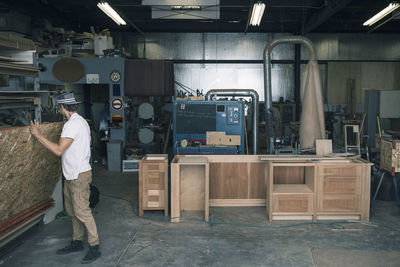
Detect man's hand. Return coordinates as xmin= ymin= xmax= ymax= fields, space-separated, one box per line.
xmin=29 ymin=120 xmax=40 ymax=137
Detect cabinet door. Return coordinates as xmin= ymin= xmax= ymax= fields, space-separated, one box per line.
xmin=318 ymin=165 xmax=361 ymax=212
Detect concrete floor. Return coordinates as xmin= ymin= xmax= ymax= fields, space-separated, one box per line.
xmin=1 ymin=163 xmax=400 ymax=267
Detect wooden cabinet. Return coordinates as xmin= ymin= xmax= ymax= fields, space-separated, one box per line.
xmin=266 ymin=158 xmax=372 ymax=221
xmin=316 ymin=164 xmax=367 ymax=220
xmin=267 ymin=162 xmax=316 ymax=221
xmin=139 ymin=154 xmax=168 ymax=216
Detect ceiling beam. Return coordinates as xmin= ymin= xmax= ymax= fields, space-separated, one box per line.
xmin=303 ymin=0 xmax=352 ymax=34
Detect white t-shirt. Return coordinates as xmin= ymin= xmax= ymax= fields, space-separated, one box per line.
xmin=60 ymin=113 xmax=91 ymax=180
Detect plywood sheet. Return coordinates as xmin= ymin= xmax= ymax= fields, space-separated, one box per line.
xmin=180 ymin=165 xmax=205 ymax=211
xmin=209 ymin=163 xmax=248 ymax=199
xmin=0 ymin=122 xmax=63 ymax=222
xmin=249 ymin=163 xmax=266 ymax=198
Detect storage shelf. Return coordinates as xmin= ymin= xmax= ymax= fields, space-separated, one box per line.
xmin=0 ymin=62 xmax=40 ymax=77
xmin=273 ymin=184 xmax=313 ymax=194
xmin=0 ymin=91 xmax=48 ymax=94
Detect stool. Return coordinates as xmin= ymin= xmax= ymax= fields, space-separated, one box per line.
xmin=344 ymin=124 xmax=360 ymax=155
xmin=371 ymin=168 xmax=400 ymax=208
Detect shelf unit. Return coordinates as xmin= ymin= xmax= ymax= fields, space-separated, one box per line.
xmin=267 ymin=162 xmax=316 ymax=221
xmin=0 ymin=42 xmax=42 ymax=123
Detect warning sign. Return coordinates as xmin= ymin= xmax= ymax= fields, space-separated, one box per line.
xmin=111 ymin=98 xmax=123 ymax=110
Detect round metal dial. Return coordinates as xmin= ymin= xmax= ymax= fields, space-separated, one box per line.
xmin=110 ymin=71 xmax=121 ymax=83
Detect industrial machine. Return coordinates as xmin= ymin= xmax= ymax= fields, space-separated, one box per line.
xmin=173 ymin=99 xmax=245 ymax=155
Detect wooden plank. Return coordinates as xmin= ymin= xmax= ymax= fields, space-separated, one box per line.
xmin=164 ymin=158 xmax=169 ymax=217
xmin=360 ymin=164 xmax=371 ymax=221
xmin=205 ymin=164 xmax=209 ymax=222
xmin=273 ymin=184 xmax=313 ymax=194
xmin=249 ymin=162 xmax=266 ymax=199
xmin=0 ymin=213 xmax=45 ymax=244
xmin=268 ymin=162 xmax=273 ymax=222
xmin=0 ymin=199 xmax=53 ymax=234
xmin=178 ymin=157 xmax=208 ymax=164
xmin=316 ymin=215 xmax=360 ymax=220
xmin=171 ymin=163 xmax=180 ymax=222
xmin=138 ymin=160 xmax=143 ymax=216
xmin=272 ymin=215 xmax=313 ymax=221
xmin=209 ymin=199 xmax=265 ymax=207
xmin=145 ymin=154 xmax=168 ymax=160
xmin=209 ymin=162 xmax=221 ymax=199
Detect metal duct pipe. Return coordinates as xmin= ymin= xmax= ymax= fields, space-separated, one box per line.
xmin=263 ymin=35 xmax=316 ymax=153
xmin=263 ymin=35 xmax=316 ymax=110
xmin=205 ymin=89 xmax=259 ymax=154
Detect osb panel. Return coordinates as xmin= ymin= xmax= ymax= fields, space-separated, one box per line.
xmin=0 ymin=122 xmax=63 ymax=222
xmin=381 ymin=140 xmax=400 ymax=173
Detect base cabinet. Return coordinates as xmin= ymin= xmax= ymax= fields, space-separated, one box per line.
xmin=267 ymin=159 xmax=371 ymax=221
xmin=139 ymin=154 xmax=168 ymax=216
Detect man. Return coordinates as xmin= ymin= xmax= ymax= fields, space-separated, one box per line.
xmin=30 ymin=93 xmax=101 ymax=264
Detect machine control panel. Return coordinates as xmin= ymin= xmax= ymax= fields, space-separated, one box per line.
xmin=227 ymin=106 xmax=240 ymax=125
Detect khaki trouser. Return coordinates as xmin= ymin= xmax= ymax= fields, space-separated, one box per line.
xmin=64 ymin=171 xmax=99 ymax=246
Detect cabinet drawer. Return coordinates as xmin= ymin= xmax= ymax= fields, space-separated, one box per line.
xmin=143 ymin=162 xmax=165 ymax=172
xmin=319 ymin=195 xmax=360 ymax=212
xmin=322 ymin=176 xmax=360 ymax=194
xmin=323 ymin=166 xmax=360 ymax=176
xmin=272 ymin=194 xmax=313 ymax=213
xmin=144 ymin=171 xmax=165 ymax=190
xmin=143 ymin=189 xmax=165 ymax=208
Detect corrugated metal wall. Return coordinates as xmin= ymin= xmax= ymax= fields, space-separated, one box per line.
xmin=114 ymin=32 xmax=400 ymax=102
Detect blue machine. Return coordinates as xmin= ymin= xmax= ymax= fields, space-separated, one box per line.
xmin=173 ymin=100 xmax=245 ymax=155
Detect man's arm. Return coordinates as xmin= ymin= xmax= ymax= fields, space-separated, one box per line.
xmin=30 ymin=120 xmax=73 ymax=156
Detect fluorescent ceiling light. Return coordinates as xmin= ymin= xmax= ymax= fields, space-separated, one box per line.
xmin=363 ymin=2 xmax=400 ymax=26
xmin=250 ymin=1 xmax=266 ymax=26
xmin=97 ymin=2 xmax=126 ymax=25
xmin=171 ymin=5 xmax=201 ymax=11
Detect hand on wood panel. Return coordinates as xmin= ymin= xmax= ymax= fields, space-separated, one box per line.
xmin=29 ymin=120 xmax=40 ymax=137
